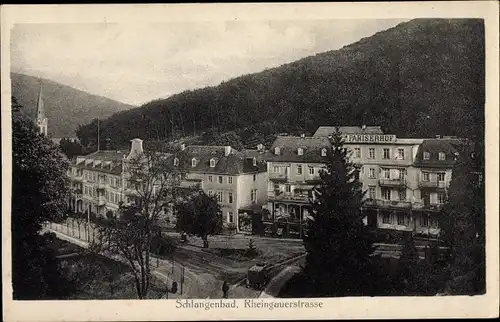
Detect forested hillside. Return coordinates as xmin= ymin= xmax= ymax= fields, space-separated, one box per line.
xmin=76 ymin=19 xmax=484 ymax=152
xmin=11 ymin=73 xmax=135 ymax=137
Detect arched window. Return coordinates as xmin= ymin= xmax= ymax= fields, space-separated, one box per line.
xmin=191 ymin=158 xmax=197 ymax=167
xmin=274 ymin=147 xmax=280 ymax=155
xmin=210 ymin=158 xmax=216 ymax=168
xmin=252 ymin=157 xmax=257 ymax=166
xmin=321 ymin=148 xmax=327 ymax=157
xmin=173 ymin=157 xmax=179 ymax=166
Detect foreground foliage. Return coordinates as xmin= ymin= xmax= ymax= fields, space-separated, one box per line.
xmin=303 ymin=130 xmax=375 ymax=296
xmin=11 ymin=96 xmax=70 ymax=299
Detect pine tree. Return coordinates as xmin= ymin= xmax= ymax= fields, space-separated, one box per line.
xmin=439 ymin=142 xmax=485 ymax=295
xmin=246 ymin=238 xmax=259 ymax=257
xmin=303 ymin=129 xmax=375 ymax=297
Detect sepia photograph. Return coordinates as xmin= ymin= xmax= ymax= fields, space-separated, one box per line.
xmin=2 ymin=2 xmax=498 ymax=321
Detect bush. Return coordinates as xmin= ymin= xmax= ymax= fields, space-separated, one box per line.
xmin=151 ymin=235 xmax=177 ymax=256
xmin=226 ymin=223 xmax=237 ymax=235
xmin=245 ymin=239 xmax=259 ymax=257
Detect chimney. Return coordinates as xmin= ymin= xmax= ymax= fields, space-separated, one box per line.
xmin=127 ymin=138 xmax=143 ymax=159
xmin=180 ymin=143 xmax=186 ymax=151
xmin=131 ymin=138 xmax=143 ymax=153
xmin=224 ymin=146 xmax=231 ymax=156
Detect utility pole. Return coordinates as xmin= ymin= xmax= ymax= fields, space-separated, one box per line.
xmin=97 ymin=117 xmax=100 ymax=152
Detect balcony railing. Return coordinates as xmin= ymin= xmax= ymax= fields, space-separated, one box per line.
xmin=269 ymin=172 xmax=289 ymax=182
xmin=268 ymin=191 xmax=311 ymax=203
xmin=97 ymin=182 xmax=107 ymax=189
xmin=364 ymin=199 xmax=411 ymax=209
xmin=378 ymin=178 xmax=405 ymax=187
xmin=419 ymin=181 xmax=447 ymax=189
xmin=97 ymin=197 xmax=106 ymax=206
xmin=365 ymin=198 xmax=444 ymax=211
xmin=71 ymin=174 xmax=83 ymax=181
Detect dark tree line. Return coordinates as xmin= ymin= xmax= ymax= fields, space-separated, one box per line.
xmin=75 ymin=19 xmax=484 ymax=155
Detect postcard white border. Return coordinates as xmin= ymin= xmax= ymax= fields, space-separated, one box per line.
xmin=2 ymin=2 xmax=499 ymax=321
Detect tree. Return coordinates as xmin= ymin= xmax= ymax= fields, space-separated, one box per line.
xmin=303 ymin=129 xmax=375 ymax=297
xmin=439 ymin=142 xmax=485 ymax=295
xmin=59 ymin=138 xmax=84 ymax=159
xmin=90 ymin=147 xmax=184 ymax=299
xmin=11 ymin=96 xmax=71 ymax=299
xmin=174 ymin=190 xmax=223 ymax=248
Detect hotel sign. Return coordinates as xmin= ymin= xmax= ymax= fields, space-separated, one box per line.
xmin=342 ymin=134 xmax=396 ymax=143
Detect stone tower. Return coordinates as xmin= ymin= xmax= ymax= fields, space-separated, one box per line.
xmin=36 ymin=80 xmax=48 ymax=136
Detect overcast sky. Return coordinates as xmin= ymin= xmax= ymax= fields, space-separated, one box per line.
xmin=11 ymin=19 xmax=406 ymax=106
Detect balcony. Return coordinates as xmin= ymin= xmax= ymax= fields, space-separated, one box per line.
xmin=269 ymin=172 xmax=289 ymax=182
xmin=378 ymin=178 xmax=405 ymax=187
xmin=97 ymin=182 xmax=107 ymax=189
xmin=364 ymin=199 xmax=411 ymax=209
xmin=97 ymin=197 xmax=106 ymax=206
xmin=268 ymin=191 xmax=311 ymax=204
xmin=125 ymin=187 xmax=139 ymax=196
xmin=71 ymin=174 xmax=83 ymax=182
xmin=419 ymin=181 xmax=447 ymax=189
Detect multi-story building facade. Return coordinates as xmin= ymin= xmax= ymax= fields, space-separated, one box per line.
xmin=67 ymin=139 xmax=268 ymax=233
xmin=255 ymin=126 xmax=462 ymax=238
xmin=261 ymin=136 xmax=332 ymax=239
xmin=170 ymin=144 xmax=268 ymax=233
xmin=313 ymin=126 xmax=459 ymax=237
xmin=68 ymin=150 xmax=127 ymax=218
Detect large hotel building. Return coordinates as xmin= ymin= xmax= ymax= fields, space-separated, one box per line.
xmin=67 ymin=139 xmax=268 ymax=231
xmin=67 ymin=125 xmax=465 ymax=238
xmin=260 ymin=126 xmax=461 ymax=239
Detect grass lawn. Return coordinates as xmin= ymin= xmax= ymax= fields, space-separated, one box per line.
xmin=52 ymin=238 xmax=168 ymax=300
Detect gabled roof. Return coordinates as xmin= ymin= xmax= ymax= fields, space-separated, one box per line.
xmin=413 ymin=139 xmax=462 ymax=168
xmin=313 ymin=126 xmax=384 ymax=137
xmin=264 ymin=136 xmax=332 ymax=163
xmin=71 ymin=150 xmax=127 ymax=175
xmin=171 ymin=145 xmax=266 ymax=175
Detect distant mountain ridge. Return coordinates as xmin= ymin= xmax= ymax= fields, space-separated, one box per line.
xmin=74 ymin=19 xmax=485 ymax=152
xmin=11 ymin=72 xmax=135 ymax=138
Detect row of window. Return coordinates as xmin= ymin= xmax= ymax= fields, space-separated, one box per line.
xmin=83 ymin=185 xmax=98 ymax=198
xmin=352 ymin=147 xmax=406 ymax=160
xmin=423 ymin=151 xmax=447 ymax=161
xmin=274 ymin=147 xmax=328 ymax=157
xmin=381 ymin=213 xmax=439 ymax=227
xmin=82 ymin=171 xmax=121 ymax=187
xmin=368 ymin=186 xmax=447 ymax=204
xmin=207 ymin=189 xmax=258 ymax=203
xmin=105 ymin=191 xmax=122 ymax=204
xmin=273 ymin=165 xmax=317 ymax=176
xmin=208 ymin=175 xmax=234 ymax=184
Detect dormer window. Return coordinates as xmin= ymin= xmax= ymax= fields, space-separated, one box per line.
xmin=321 ymin=148 xmax=327 ymax=157
xmin=173 ymin=157 xmax=179 ymax=166
xmin=252 ymin=157 xmax=257 ymax=166
xmin=274 ymin=147 xmax=280 ymax=155
xmin=438 ymin=152 xmax=446 ymax=161
xmin=191 ymin=158 xmax=197 ymax=168
xmin=423 ymin=152 xmax=430 ymax=160
xmin=297 ymin=148 xmax=303 ymax=156
xmin=210 ymin=158 xmax=216 ymax=168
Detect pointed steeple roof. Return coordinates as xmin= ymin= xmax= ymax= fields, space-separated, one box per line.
xmin=36 ymin=79 xmax=46 ymax=122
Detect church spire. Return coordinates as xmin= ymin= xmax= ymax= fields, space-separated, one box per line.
xmin=36 ymin=79 xmax=48 ymax=136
